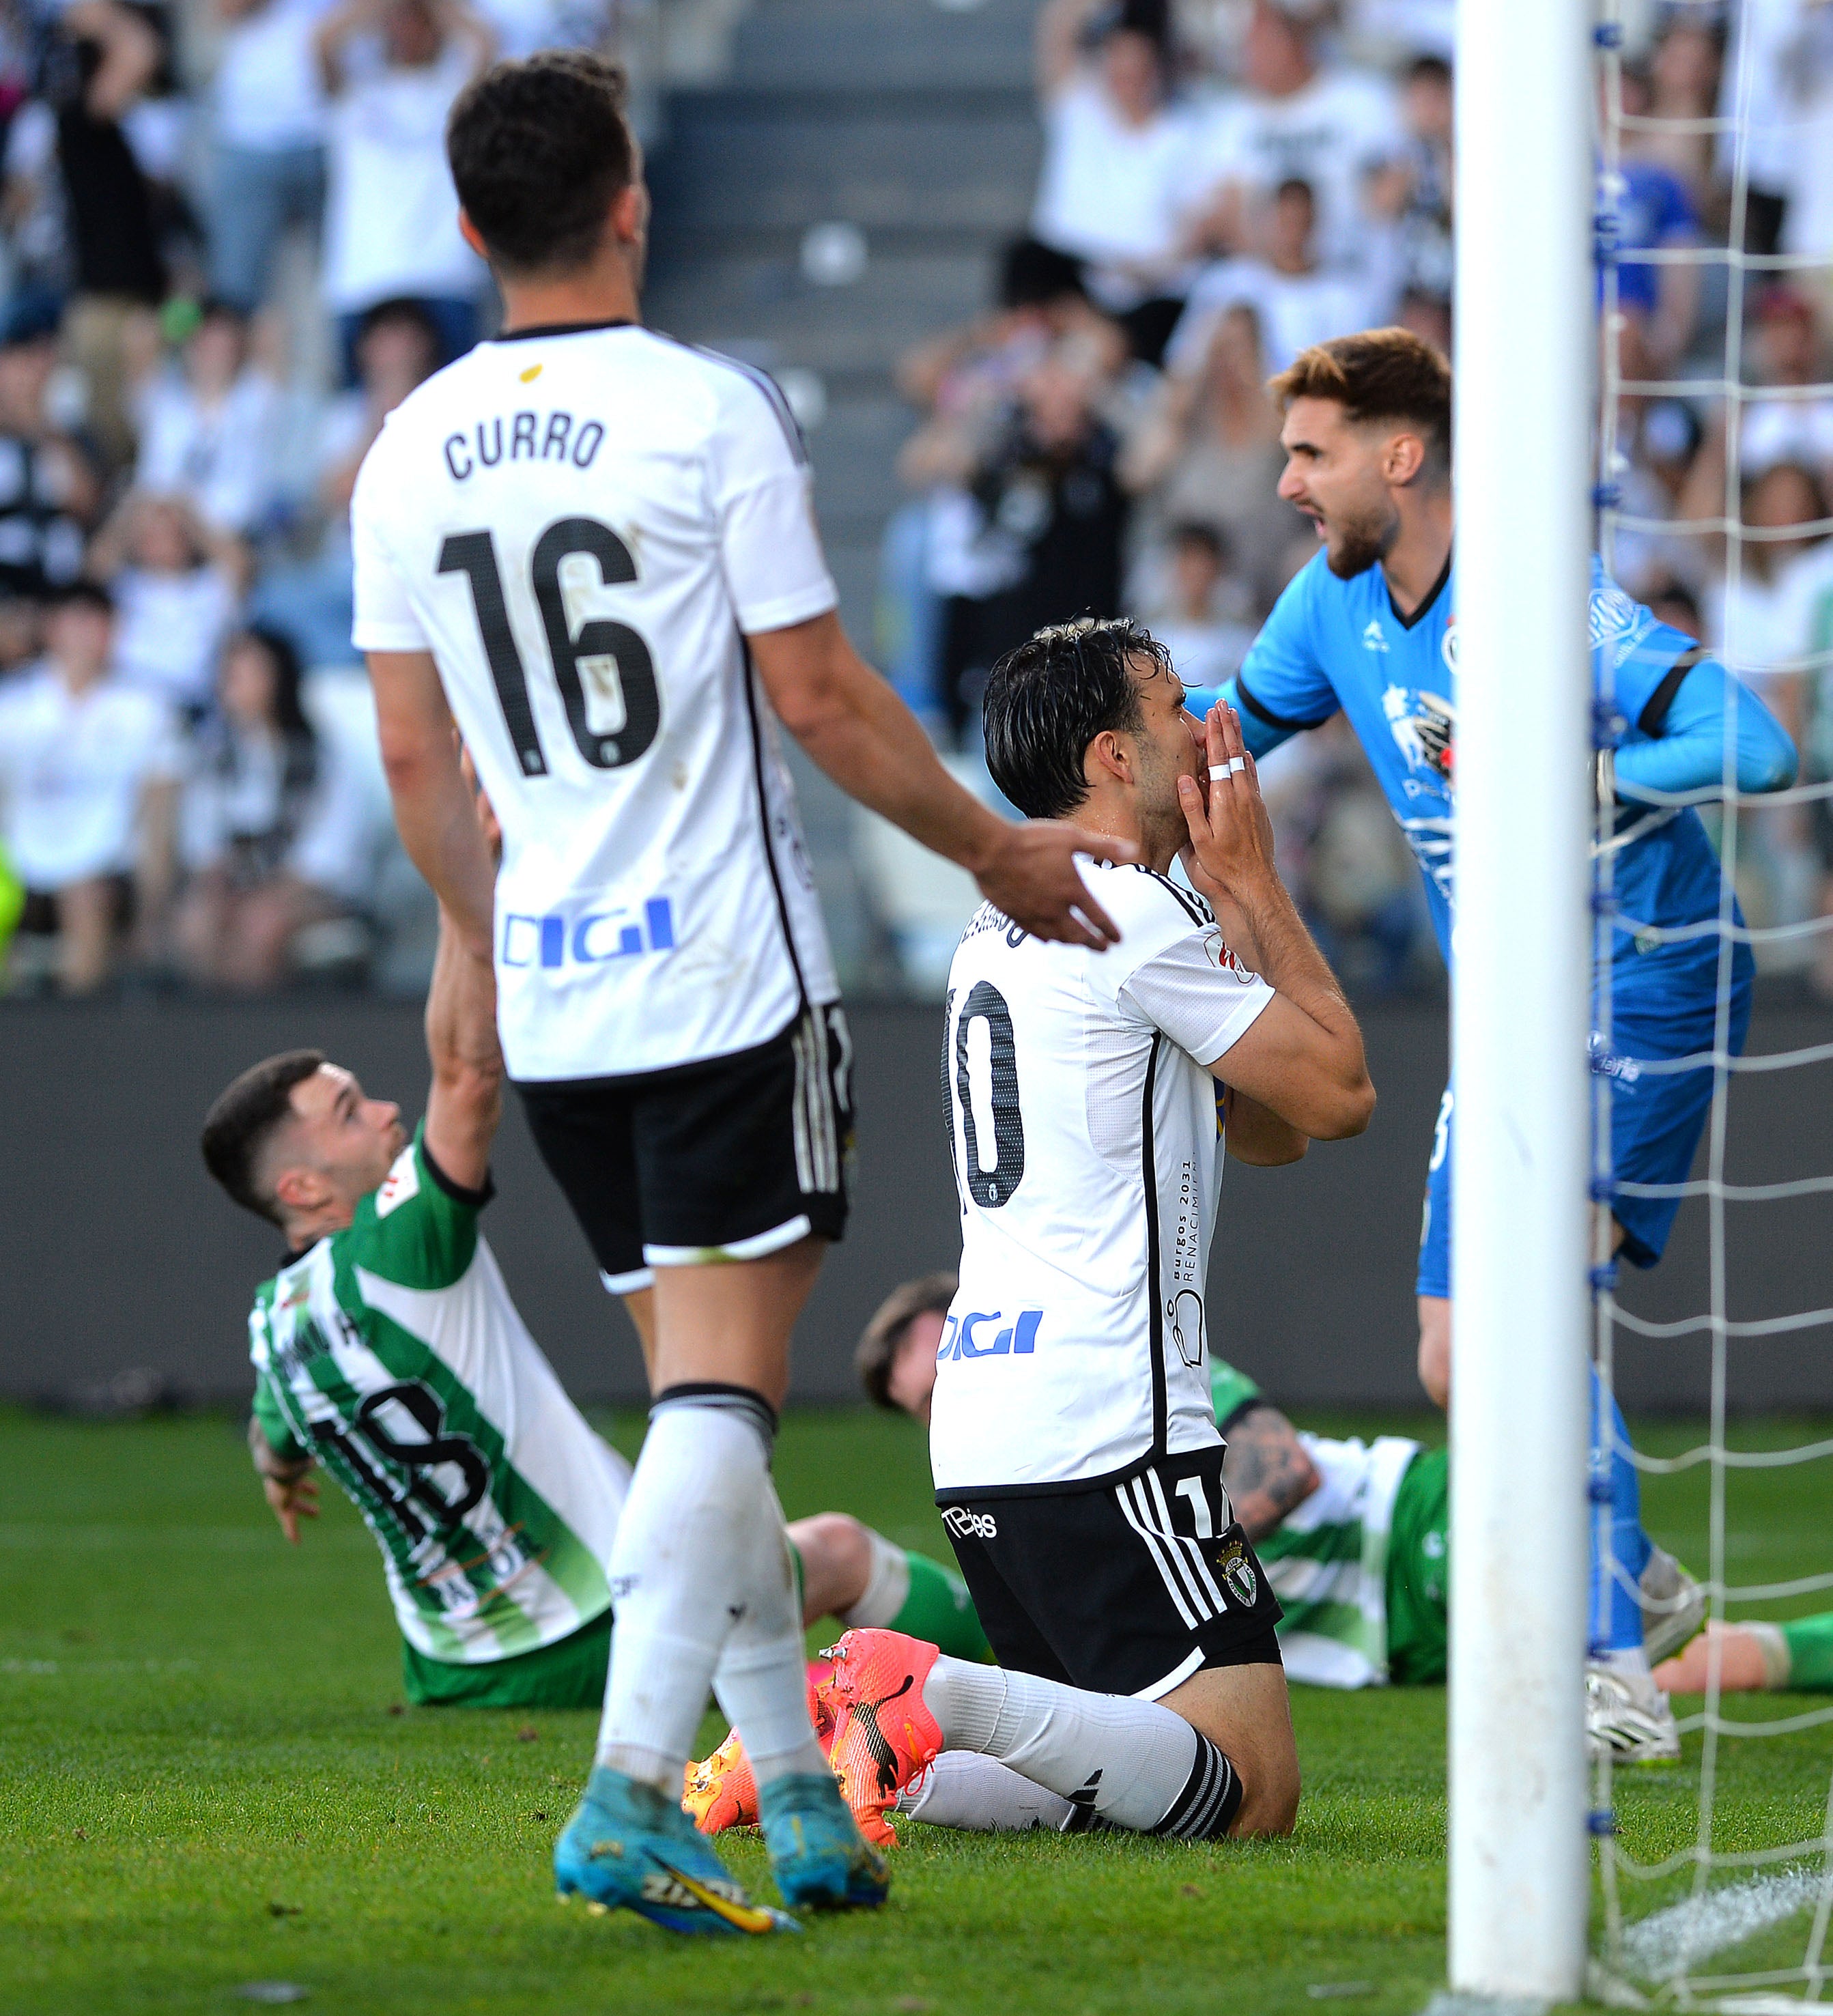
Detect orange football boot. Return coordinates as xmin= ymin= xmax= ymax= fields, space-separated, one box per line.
xmin=683 ymin=1729 xmax=756 ymax=1834
xmin=816 ymin=1630 xmax=944 ymax=1848
xmin=682 ymin=1660 xmax=839 ymax=1836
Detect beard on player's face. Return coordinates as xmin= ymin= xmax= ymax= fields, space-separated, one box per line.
xmin=1324 ymin=490 xmax=1402 ymax=578
xmin=1131 ymin=718 xmax=1198 ymax=868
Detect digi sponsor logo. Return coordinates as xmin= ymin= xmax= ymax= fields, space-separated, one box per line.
xmin=936 ymin=1308 xmax=1043 ymax=1361
xmin=502 ymin=894 xmax=676 ymax=971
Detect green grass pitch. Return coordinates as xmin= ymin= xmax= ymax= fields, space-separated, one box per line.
xmin=5 ymin=1404 xmax=1833 ymax=2016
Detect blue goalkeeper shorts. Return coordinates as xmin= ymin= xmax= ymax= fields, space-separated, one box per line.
xmin=1416 ymin=944 xmax=1753 ymax=1298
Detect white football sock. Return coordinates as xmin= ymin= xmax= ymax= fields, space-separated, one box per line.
xmin=1593 ymin=1643 xmax=1662 ymax=1709
xmin=711 ymin=1476 xmax=827 ymax=1787
xmin=597 ymin=1389 xmax=806 ymax=1791
xmin=896 ymin=1751 xmax=1074 ymax=1833
xmin=920 ymin=1654 xmax=1240 ymax=1836
xmin=838 ymin=1526 xmax=911 ymax=1629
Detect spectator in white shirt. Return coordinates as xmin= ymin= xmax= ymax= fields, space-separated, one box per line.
xmin=207 ymin=0 xmax=335 ymax=312
xmin=0 ymin=580 xmax=181 ymax=993
xmin=85 ymin=492 xmax=249 ymax=715
xmin=1135 ymin=520 xmax=1253 ymax=687
xmin=0 ymin=307 xmax=102 ymax=602
xmin=1720 ymin=0 xmax=1833 ymax=263
xmin=175 ymin=626 xmax=374 ymax=988
xmin=315 ymin=0 xmax=494 ymax=379
xmin=1342 ymin=0 xmax=1453 ymax=63
xmin=1026 ymin=0 xmax=1200 ymax=364
xmin=249 ymin=296 xmax=438 ymax=666
xmin=1740 ymin=288 xmax=1833 ymax=492
xmin=1703 ymin=462 xmax=1831 ymax=704
xmin=130 ymin=300 xmax=285 ymax=537
xmin=1165 ymin=178 xmax=1376 ymax=379
xmin=1365 ymin=53 xmax=1452 ymax=315
xmin=1118 ymin=300 xmax=1301 ymax=612
xmin=1188 ymin=0 xmax=1403 ymax=279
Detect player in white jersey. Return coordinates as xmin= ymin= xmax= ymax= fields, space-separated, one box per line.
xmin=802 ymin=618 xmax=1374 ymax=1848
xmin=348 ymin=53 xmax=1137 ymax=1935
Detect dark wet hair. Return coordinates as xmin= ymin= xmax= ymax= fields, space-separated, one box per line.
xmin=446 ymin=51 xmax=637 ymax=276
xmin=201 ymin=1050 xmax=325 ymax=1226
xmin=982 ymin=616 xmax=1171 ymax=820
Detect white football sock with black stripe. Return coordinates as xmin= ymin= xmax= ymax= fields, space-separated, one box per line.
xmin=597 ymin=1386 xmax=821 ymax=1792
xmin=896 ymin=1751 xmax=1075 ymax=1832
xmin=920 ymin=1656 xmax=1242 ymax=1838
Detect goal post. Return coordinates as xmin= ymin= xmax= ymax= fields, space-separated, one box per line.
xmin=1448 ymin=0 xmax=1595 ymax=1998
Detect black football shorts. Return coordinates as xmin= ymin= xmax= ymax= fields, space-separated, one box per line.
xmin=516 ymin=1001 xmax=853 ymax=1294
xmin=939 ymin=1441 xmax=1283 ymax=1699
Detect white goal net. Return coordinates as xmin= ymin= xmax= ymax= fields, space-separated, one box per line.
xmin=1592 ymin=0 xmax=1833 ymax=2004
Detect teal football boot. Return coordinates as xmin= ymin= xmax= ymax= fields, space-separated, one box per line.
xmin=758 ymin=1770 xmax=891 ymax=1912
xmin=555 ymin=1765 xmax=800 ymax=1935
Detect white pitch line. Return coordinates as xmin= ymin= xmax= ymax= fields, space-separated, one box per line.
xmin=1620 ymin=1868 xmax=1825 ymax=1983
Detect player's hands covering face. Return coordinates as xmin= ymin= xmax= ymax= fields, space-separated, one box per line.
xmin=1177 ymin=703 xmax=1279 ymax=909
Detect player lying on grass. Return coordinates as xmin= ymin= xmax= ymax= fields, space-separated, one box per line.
xmin=685 ymin=1279 xmax=1705 ymax=1842
xmin=857 ymin=1274 xmax=1703 ymax=1699
xmin=1183 ymin=327 xmax=1795 ymax=1761
xmin=201 ymin=921 xmax=993 ymax=1713
xmin=1654 ymin=1618 xmax=1833 ymax=1696
xmin=850 ymin=1273 xmax=1449 ymax=1697
xmin=715 ymin=627 xmax=1372 ymax=1852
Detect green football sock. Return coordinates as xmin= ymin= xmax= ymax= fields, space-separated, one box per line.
xmin=1780 ymin=1612 xmax=1833 ymax=1690
xmin=888 ymin=1549 xmax=994 ymax=1665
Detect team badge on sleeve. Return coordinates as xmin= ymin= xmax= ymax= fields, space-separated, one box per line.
xmin=375 ymin=1146 xmax=421 ymax=1219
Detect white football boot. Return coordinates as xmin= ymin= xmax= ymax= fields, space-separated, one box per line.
xmin=1640 ymin=1546 xmax=1707 ymax=1666
xmin=1587 ymin=1660 xmax=1683 ymax=1763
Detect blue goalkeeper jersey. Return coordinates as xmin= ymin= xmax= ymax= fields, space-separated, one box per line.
xmin=1206 ymin=550 xmax=1733 ymax=987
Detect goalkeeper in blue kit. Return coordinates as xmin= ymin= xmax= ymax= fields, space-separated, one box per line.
xmin=1187 ymin=328 xmax=1796 ymax=1761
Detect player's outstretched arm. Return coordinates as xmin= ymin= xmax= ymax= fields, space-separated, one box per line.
xmin=423 ymin=902 xmax=504 ymax=1195
xmin=368 ymin=649 xmax=498 ymax=961
xmin=1180 ymin=703 xmax=1375 ymax=1141
xmin=1612 ymin=654 xmax=1798 ymax=804
xmin=748 ymin=610 xmax=1137 ymax=950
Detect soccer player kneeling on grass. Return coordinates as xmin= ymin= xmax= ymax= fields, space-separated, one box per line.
xmin=201 ymin=918 xmax=993 ymax=1716
xmin=812 ymin=622 xmax=1374 ymax=1846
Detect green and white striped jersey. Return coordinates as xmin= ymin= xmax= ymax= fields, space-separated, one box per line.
xmin=248 ymin=1126 xmax=627 ymax=1664
xmin=1211 ymin=1359 xmax=1423 ymax=1690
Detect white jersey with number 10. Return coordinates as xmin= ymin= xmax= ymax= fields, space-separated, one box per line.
xmin=351 ymin=322 xmax=840 ymax=1083
xmin=930 ymin=862 xmax=1277 ymax=1496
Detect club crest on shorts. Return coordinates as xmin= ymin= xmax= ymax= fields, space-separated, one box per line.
xmin=1214 ymin=1537 xmax=1259 ymax=1608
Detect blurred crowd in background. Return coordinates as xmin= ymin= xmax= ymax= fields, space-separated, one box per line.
xmin=0 ymin=0 xmax=1828 ymax=1000
xmin=877 ymin=0 xmax=1833 ymax=997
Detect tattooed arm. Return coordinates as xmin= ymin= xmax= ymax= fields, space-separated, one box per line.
xmin=1221 ymin=1404 xmax=1322 ymax=1541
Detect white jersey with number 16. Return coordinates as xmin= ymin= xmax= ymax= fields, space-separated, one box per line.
xmin=930 ymin=862 xmax=1277 ymax=1496
xmin=351 ymin=322 xmax=840 ymax=1083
